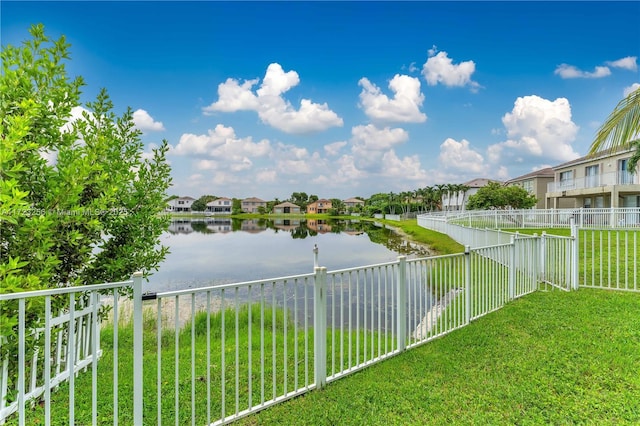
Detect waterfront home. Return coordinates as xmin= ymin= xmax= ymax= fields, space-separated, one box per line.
xmin=307 ymin=199 xmax=332 ymax=214
xmin=546 ymin=147 xmax=640 ymax=209
xmin=505 ymin=168 xmax=572 ymax=209
xmin=273 ymin=201 xmax=301 ymax=214
xmin=206 ymin=197 xmax=233 ymax=214
xmin=241 ymin=197 xmax=267 ymax=213
xmin=343 ymin=197 xmax=365 ymax=209
xmin=166 ymin=196 xmax=195 ymax=213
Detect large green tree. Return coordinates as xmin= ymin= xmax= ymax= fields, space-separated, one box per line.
xmin=1 ymin=24 xmax=172 ymax=296
xmin=466 ymin=182 xmax=537 ymax=210
xmin=589 ymin=87 xmax=640 ymax=171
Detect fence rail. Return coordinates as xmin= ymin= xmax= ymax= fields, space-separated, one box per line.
xmin=425 ymin=207 xmax=640 ymax=229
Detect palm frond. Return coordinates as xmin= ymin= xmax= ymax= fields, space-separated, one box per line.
xmin=589 ymin=87 xmax=640 ymax=155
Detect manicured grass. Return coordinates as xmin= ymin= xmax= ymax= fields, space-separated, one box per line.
xmin=238 ymin=289 xmax=640 ymax=425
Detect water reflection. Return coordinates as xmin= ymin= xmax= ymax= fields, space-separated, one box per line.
xmin=149 ymin=218 xmax=430 ymax=294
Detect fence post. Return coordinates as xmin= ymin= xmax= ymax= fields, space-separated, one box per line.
xmin=132 ymin=271 xmax=143 ymax=425
xmin=464 ymin=246 xmax=471 ymax=324
xmin=570 ymin=219 xmax=579 ymax=290
xmin=396 ymin=256 xmax=407 ymax=352
xmin=540 ymin=231 xmax=547 ymax=285
xmin=313 ymin=244 xmax=319 ymax=269
xmin=509 ymin=235 xmax=516 ymax=300
xmin=314 ymin=267 xmax=327 ymax=389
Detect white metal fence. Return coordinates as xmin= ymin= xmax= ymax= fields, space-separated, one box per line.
xmin=418 ymin=208 xmax=639 ymax=293
xmin=428 ymin=207 xmax=640 ymax=229
xmin=2 ymin=237 xmax=553 ymax=425
xmin=0 ymin=276 xmax=142 ymax=426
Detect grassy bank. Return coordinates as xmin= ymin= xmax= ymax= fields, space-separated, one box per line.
xmin=239 ymin=288 xmax=640 ymax=425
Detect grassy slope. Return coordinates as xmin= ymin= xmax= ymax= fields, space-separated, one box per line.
xmin=240 ymin=288 xmax=640 ymax=425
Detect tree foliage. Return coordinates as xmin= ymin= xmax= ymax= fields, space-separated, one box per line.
xmin=1 ymin=24 xmax=172 ymax=292
xmin=466 ymin=182 xmax=537 ymax=210
xmin=589 ymin=87 xmax=640 ymax=172
xmin=191 ymin=195 xmax=217 ymax=212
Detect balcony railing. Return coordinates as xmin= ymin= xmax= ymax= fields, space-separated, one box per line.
xmin=547 ymin=171 xmax=639 ymax=193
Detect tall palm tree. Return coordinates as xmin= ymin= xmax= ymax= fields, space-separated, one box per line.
xmin=589 ymin=87 xmax=640 ymax=171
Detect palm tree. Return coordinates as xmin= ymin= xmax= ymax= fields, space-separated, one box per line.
xmin=589 ymin=87 xmax=640 ymax=171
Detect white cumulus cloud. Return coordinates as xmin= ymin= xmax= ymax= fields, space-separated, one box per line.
xmin=133 ymin=109 xmax=165 ymax=132
xmin=606 ymin=56 xmax=638 ymax=71
xmin=554 ymin=64 xmax=611 ymax=79
xmin=422 ymin=48 xmax=480 ymax=91
xmin=202 ymin=63 xmax=343 ymax=134
xmin=358 ymin=75 xmax=427 ymax=123
xmin=438 ymin=138 xmax=488 ymax=174
xmin=488 ymin=95 xmax=580 ymax=164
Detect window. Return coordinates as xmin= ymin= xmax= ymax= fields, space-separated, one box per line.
xmin=585 ymin=165 xmax=599 ymax=187
xmin=618 ymin=158 xmax=633 ymax=184
xmin=521 ymin=180 xmax=533 ymax=194
xmin=559 ymin=170 xmax=574 ymax=188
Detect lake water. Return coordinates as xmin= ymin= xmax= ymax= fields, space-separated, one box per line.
xmin=144 ymin=218 xmax=430 ymax=294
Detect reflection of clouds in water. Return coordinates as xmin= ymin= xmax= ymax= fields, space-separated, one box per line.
xmin=150 ymin=220 xmax=426 ymax=293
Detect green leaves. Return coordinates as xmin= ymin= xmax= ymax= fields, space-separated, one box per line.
xmin=1 ymin=24 xmax=173 ymax=394
xmin=589 ymin=87 xmax=640 ymax=171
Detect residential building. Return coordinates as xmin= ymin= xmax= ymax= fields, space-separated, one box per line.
xmin=166 ymin=196 xmax=195 ymax=213
xmin=441 ymin=178 xmax=502 ymax=211
xmin=306 ymin=199 xmax=332 ymax=214
xmin=505 ymin=168 xmax=573 ymax=209
xmin=241 ymin=197 xmax=267 ymax=213
xmin=546 ymin=148 xmax=640 ymax=209
xmin=272 ymin=202 xmax=301 ymax=214
xmin=343 ymin=197 xmax=365 ymax=210
xmin=206 ymin=197 xmax=233 ymax=214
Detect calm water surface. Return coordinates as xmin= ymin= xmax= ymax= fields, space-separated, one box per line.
xmin=145 ymin=218 xmax=429 ymax=293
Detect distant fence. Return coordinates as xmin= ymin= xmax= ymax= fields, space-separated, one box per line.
xmin=430 ymin=207 xmax=640 ymax=229
xmin=418 ymin=208 xmax=640 ymax=293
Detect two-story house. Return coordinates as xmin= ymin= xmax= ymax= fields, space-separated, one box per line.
xmin=241 ymin=197 xmax=267 ymax=213
xmin=505 ymin=168 xmax=572 ymax=209
xmin=166 ymin=196 xmax=195 ymax=212
xmin=546 ymin=147 xmax=640 ymax=209
xmin=306 ymin=199 xmax=332 ymax=214
xmin=206 ymin=197 xmax=233 ymax=214
xmin=343 ymin=197 xmax=365 ymax=210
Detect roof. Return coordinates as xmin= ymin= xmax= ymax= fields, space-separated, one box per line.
xmin=344 ymin=197 xmax=365 ymax=203
xmin=242 ymin=197 xmax=265 ymax=202
xmin=175 ymin=196 xmax=196 ymax=200
xmin=552 ymin=146 xmax=636 ymax=170
xmin=463 ymin=178 xmax=502 ymax=188
xmin=504 ymin=167 xmax=554 ymax=184
xmin=309 ymin=199 xmax=332 ymax=204
xmin=274 ymin=202 xmax=300 ymax=208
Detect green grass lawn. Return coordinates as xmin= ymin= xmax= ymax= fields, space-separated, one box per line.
xmin=238 ymin=288 xmax=640 ymax=425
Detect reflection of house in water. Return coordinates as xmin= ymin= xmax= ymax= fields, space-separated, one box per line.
xmin=273 ymin=218 xmax=301 ymax=231
xmin=240 ymin=219 xmax=267 ymax=233
xmin=168 ymin=219 xmax=195 ymax=234
xmin=306 ymin=219 xmax=332 ymax=234
xmin=343 ymin=229 xmax=364 ymax=236
xmin=205 ymin=218 xmax=232 ymax=233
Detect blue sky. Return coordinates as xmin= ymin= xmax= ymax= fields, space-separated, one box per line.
xmin=3 ymin=1 xmax=639 ymax=200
